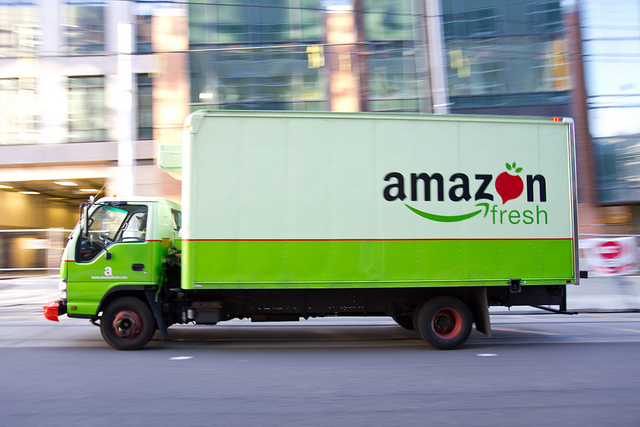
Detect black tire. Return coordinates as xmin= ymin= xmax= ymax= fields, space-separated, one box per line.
xmin=100 ymin=297 xmax=156 ymax=350
xmin=414 ymin=296 xmax=472 ymax=350
xmin=392 ymin=315 xmax=415 ymax=330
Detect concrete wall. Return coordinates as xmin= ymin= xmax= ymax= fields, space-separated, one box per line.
xmin=0 ymin=189 xmax=78 ymax=229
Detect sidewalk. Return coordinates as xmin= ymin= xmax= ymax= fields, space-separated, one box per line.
xmin=567 ymin=274 xmax=640 ymax=312
xmin=0 ymin=275 xmax=59 ymax=308
xmin=1 ymin=274 xmax=640 ymax=313
xmin=563 ymin=256 xmax=640 ymax=312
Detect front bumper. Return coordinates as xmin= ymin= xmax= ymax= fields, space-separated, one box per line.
xmin=43 ymin=300 xmax=67 ymax=322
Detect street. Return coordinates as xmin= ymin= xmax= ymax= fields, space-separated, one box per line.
xmin=1 ymin=277 xmax=640 ymax=426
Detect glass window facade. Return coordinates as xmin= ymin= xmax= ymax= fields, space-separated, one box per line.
xmin=442 ymin=0 xmax=570 ymax=113
xmin=582 ymin=0 xmax=640 ymax=203
xmin=0 ymin=1 xmax=39 ymax=57
xmin=186 ymin=0 xmax=570 ymax=114
xmin=134 ymin=0 xmax=165 ymax=53
xmin=137 ymin=74 xmax=153 ymax=140
xmin=189 ymin=0 xmax=326 ymax=111
xmin=68 ymin=76 xmax=106 ymax=142
xmin=0 ymin=78 xmax=38 ymax=145
xmin=63 ymin=0 xmax=105 ymax=53
xmin=135 ymin=8 xmax=152 ymax=53
xmin=362 ymin=0 xmax=422 ymax=112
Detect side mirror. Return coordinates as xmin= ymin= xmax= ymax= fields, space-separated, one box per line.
xmin=81 ymin=203 xmax=89 ymax=240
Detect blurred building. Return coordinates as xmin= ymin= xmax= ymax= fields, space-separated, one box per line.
xmin=0 ymin=0 xmax=173 ymax=230
xmin=575 ymin=0 xmax=640 ymax=233
xmin=0 ymin=0 xmax=635 ymax=234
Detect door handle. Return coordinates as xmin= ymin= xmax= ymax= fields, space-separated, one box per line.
xmin=132 ymin=264 xmax=145 ymax=272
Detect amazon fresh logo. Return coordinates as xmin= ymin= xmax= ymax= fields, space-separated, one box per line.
xmin=383 ymin=162 xmax=548 ymax=225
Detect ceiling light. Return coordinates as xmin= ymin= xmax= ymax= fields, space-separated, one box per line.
xmin=19 ymin=191 xmax=40 ymax=195
xmin=79 ymin=188 xmax=98 ymax=193
xmin=0 ymin=184 xmax=12 ymax=189
xmin=55 ymin=181 xmax=78 ymax=186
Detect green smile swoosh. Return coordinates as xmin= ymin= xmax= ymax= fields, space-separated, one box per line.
xmin=405 ymin=203 xmax=490 ymax=223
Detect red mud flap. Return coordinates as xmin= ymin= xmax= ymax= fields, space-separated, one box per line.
xmin=43 ymin=300 xmax=67 ymax=322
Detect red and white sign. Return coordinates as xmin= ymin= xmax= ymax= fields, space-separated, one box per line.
xmin=584 ymin=237 xmax=638 ymax=275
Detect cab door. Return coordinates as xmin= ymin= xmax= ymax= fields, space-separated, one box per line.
xmin=66 ymin=203 xmax=154 ymax=317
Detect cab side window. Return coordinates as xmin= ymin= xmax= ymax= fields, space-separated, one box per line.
xmin=171 ymin=209 xmax=181 ymax=236
xmin=120 ymin=212 xmax=147 ymax=241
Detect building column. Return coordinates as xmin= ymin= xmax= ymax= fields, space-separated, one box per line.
xmin=424 ymin=0 xmax=449 ymax=114
xmin=565 ymin=2 xmax=601 ymax=234
xmin=151 ymin=5 xmax=190 ymax=201
xmin=39 ymin=0 xmax=65 ymax=145
xmin=325 ymin=1 xmax=360 ymax=112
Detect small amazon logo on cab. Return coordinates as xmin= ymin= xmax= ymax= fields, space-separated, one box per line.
xmin=383 ymin=162 xmax=548 ymax=225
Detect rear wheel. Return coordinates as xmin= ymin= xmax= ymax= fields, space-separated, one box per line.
xmin=414 ymin=296 xmax=472 ymax=350
xmin=100 ymin=297 xmax=156 ymax=350
xmin=392 ymin=314 xmax=415 ymax=330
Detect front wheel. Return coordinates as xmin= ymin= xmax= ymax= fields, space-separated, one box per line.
xmin=414 ymin=296 xmax=472 ymax=350
xmin=100 ymin=297 xmax=156 ymax=350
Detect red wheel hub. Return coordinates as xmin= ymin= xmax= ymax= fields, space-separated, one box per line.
xmin=112 ymin=310 xmax=142 ymax=339
xmin=432 ymin=308 xmax=462 ymax=339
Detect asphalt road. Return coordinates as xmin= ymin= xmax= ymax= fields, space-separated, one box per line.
xmin=1 ymin=277 xmax=640 ymax=426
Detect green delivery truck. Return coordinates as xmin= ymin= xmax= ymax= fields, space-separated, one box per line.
xmin=44 ymin=111 xmax=580 ymax=350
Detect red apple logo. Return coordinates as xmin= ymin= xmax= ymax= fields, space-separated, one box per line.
xmin=495 ymin=162 xmax=524 ymax=204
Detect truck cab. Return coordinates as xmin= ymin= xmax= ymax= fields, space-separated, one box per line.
xmin=46 ymin=197 xmax=181 ymax=348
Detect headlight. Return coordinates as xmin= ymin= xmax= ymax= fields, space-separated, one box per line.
xmin=58 ymin=279 xmax=67 ymax=301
